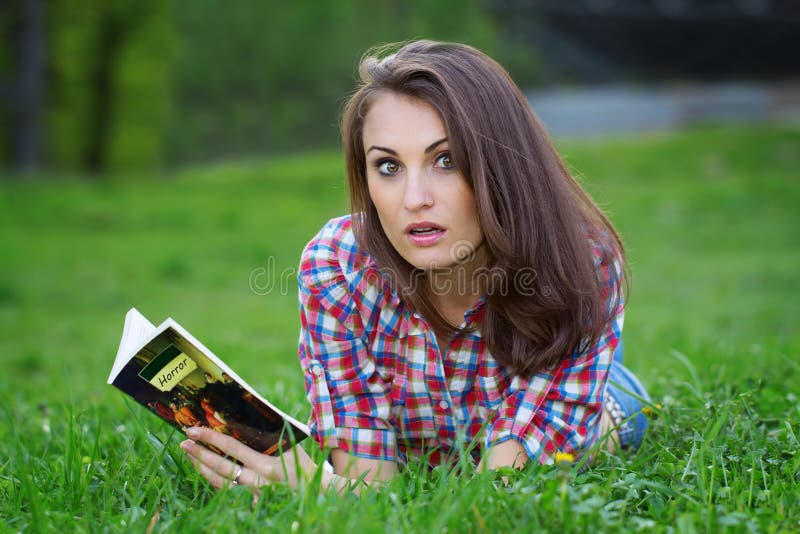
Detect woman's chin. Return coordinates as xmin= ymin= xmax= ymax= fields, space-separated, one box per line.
xmin=402 ymin=247 xmax=485 ymax=273
xmin=403 ymin=252 xmax=452 ymax=272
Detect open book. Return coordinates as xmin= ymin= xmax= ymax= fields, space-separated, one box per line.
xmin=108 ymin=308 xmax=308 ymax=455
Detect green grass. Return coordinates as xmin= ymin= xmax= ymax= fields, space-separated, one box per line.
xmin=1 ymin=124 xmax=798 ymax=532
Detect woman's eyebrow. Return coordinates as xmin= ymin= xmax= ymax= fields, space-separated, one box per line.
xmin=424 ymin=137 xmax=447 ymax=154
xmin=366 ymin=145 xmax=397 ymax=156
xmin=366 ymin=137 xmax=448 ymax=157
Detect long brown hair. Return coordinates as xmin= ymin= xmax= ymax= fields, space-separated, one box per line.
xmin=341 ymin=40 xmax=626 ymax=379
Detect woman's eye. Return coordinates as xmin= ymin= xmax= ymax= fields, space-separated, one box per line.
xmin=434 ymin=152 xmax=454 ymax=169
xmin=377 ymin=160 xmax=400 ymax=175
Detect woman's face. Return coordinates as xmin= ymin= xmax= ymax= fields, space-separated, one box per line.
xmin=363 ymin=92 xmax=484 ymax=272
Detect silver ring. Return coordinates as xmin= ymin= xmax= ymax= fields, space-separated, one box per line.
xmin=232 ymin=465 xmax=243 ymax=485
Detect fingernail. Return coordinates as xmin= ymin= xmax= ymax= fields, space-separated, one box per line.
xmin=180 ymin=440 xmax=192 ymax=452
xmin=186 ymin=427 xmax=200 ymax=438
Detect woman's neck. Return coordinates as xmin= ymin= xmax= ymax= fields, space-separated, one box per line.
xmin=425 ymin=244 xmax=487 ymax=325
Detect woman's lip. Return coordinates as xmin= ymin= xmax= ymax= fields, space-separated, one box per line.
xmin=406 ymin=228 xmax=446 ymax=247
xmin=404 ymin=221 xmax=445 ymax=233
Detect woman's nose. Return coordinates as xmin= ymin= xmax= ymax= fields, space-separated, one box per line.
xmin=403 ymin=169 xmax=434 ymax=211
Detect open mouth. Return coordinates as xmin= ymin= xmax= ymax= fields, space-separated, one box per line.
xmin=409 ymin=227 xmax=442 ymax=235
xmin=405 ymin=222 xmax=446 ymax=246
xmin=405 ymin=221 xmax=445 ymax=234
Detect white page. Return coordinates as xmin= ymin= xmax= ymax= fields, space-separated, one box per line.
xmin=107 ymin=308 xmax=156 ymax=383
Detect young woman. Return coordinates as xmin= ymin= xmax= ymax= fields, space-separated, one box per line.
xmin=181 ymin=40 xmax=651 ymax=494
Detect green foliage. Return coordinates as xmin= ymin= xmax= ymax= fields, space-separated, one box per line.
xmin=46 ymin=0 xmax=102 ymax=170
xmin=46 ymin=0 xmax=176 ymax=172
xmin=2 ymin=125 xmax=798 ymax=530
xmin=167 ymin=0 xmax=499 ymax=163
xmin=104 ymin=0 xmax=176 ymax=172
xmin=12 ymin=0 xmax=534 ymax=173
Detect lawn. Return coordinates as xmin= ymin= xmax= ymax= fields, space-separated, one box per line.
xmin=1 ymin=124 xmax=798 ymax=532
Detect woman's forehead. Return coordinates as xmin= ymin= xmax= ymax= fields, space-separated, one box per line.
xmin=362 ymin=93 xmax=446 ymax=150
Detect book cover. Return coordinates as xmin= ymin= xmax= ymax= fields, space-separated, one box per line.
xmin=109 ymin=308 xmax=308 ymax=455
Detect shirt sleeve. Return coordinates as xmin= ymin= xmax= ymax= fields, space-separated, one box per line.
xmin=297 ymin=220 xmax=397 ymax=461
xmin=484 ymin=243 xmax=624 ymax=464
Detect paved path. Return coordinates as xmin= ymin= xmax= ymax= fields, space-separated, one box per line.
xmin=527 ymin=81 xmax=800 ymax=137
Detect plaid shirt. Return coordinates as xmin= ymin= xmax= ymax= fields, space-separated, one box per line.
xmin=297 ymin=215 xmax=623 ymax=465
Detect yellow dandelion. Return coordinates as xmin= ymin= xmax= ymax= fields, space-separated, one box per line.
xmin=643 ymin=403 xmax=663 ymax=416
xmin=554 ymin=451 xmax=575 ymax=465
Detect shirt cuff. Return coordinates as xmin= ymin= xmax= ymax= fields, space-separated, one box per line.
xmin=313 ymin=425 xmax=397 ymax=462
xmin=485 ymin=416 xmax=547 ymax=464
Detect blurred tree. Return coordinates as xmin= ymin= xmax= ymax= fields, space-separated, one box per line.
xmin=167 ymin=0 xmax=499 ymax=164
xmin=4 ymin=0 xmax=540 ymax=174
xmin=0 ymin=9 xmax=6 ymax=167
xmin=103 ymin=0 xmax=175 ymax=172
xmin=46 ymin=0 xmax=101 ymax=171
xmin=1 ymin=4 xmax=16 ymax=168
xmin=2 ymin=0 xmax=45 ymax=173
xmin=47 ymin=0 xmax=175 ymax=173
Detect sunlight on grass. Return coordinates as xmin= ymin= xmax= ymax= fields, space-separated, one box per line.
xmin=1 ymin=125 xmax=798 ymax=531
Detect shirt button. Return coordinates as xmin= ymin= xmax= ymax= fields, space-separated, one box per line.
xmin=312 ymin=365 xmax=323 ymax=378
xmin=438 ymin=400 xmax=449 ymax=410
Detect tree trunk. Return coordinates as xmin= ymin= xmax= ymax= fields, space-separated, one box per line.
xmin=12 ymin=0 xmax=45 ymax=173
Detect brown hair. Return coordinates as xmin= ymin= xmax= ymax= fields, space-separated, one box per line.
xmin=341 ymin=40 xmax=626 ymax=379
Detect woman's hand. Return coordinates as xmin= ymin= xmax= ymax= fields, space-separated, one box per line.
xmin=180 ymin=426 xmax=317 ymax=494
xmin=478 ymin=439 xmax=527 ymax=474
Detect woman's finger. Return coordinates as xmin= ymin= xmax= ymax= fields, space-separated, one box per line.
xmin=181 ymin=438 xmax=240 ymax=481
xmin=236 ymin=464 xmax=270 ymax=489
xmin=186 ymin=426 xmax=271 ymax=467
xmin=181 ymin=427 xmax=312 ymax=489
xmin=182 ymin=437 xmax=276 ymax=489
xmin=193 ymin=454 xmax=238 ymax=490
xmin=185 ymin=443 xmax=270 ymax=491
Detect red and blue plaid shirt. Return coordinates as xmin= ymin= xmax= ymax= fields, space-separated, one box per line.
xmin=298 ymin=215 xmax=623 ymax=465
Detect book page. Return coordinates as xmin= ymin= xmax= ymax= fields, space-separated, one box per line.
xmin=109 ymin=320 xmax=308 ymax=454
xmin=108 ymin=308 xmax=156 ymax=383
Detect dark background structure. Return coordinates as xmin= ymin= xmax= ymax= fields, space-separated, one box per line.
xmin=493 ymin=0 xmax=800 ymax=82
xmin=2 ymin=0 xmax=799 ymax=174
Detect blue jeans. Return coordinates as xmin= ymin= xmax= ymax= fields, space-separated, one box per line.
xmin=604 ymin=339 xmax=651 ymax=450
